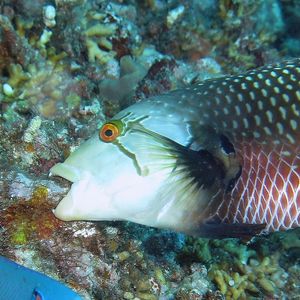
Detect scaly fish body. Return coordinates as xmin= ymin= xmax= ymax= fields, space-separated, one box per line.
xmin=51 ymin=59 xmax=300 ymax=238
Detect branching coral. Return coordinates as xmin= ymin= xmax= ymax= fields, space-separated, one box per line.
xmin=182 ymin=236 xmax=291 ymax=300
xmin=208 ymin=254 xmax=288 ymax=299
xmin=0 ymin=15 xmax=30 ymax=71
xmin=5 ymin=62 xmax=78 ymax=117
xmin=83 ymin=11 xmax=118 ymax=64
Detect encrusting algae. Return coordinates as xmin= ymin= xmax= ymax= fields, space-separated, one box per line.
xmin=0 ymin=186 xmax=62 ymax=245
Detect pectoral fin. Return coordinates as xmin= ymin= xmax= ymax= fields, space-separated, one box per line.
xmin=189 ymin=221 xmax=266 ymax=240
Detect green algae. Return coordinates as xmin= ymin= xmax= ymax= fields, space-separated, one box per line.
xmin=10 ymin=223 xmax=28 ymax=245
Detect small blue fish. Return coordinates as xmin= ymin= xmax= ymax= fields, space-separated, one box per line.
xmin=0 ymin=256 xmax=82 ymax=300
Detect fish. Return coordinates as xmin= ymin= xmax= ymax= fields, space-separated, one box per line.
xmin=0 ymin=256 xmax=82 ymax=299
xmin=50 ymin=58 xmax=300 ymax=239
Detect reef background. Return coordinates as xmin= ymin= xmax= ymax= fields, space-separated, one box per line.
xmin=0 ymin=0 xmax=299 ymax=299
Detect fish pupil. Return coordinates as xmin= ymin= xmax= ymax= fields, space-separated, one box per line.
xmin=105 ymin=129 xmax=113 ymax=137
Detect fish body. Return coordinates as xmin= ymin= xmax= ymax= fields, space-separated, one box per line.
xmin=51 ymin=59 xmax=300 ymax=238
xmin=0 ymin=256 xmax=81 ymax=299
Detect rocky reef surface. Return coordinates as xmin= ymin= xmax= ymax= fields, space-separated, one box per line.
xmin=0 ymin=0 xmax=299 ymax=299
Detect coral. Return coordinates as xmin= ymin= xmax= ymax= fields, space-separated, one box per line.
xmin=4 ymin=171 xmax=67 ymax=204
xmin=181 ymin=235 xmax=295 ymax=299
xmin=280 ymin=1 xmax=300 ymax=55
xmin=4 ymin=62 xmax=77 ymax=118
xmin=0 ymin=7 xmax=110 ymax=126
xmin=2 ymin=82 xmax=14 ymax=96
xmin=37 ymin=29 xmax=53 ymax=49
xmin=99 ymin=55 xmax=148 ymax=109
xmin=280 ymin=229 xmax=300 ymax=250
xmin=143 ymin=231 xmax=185 ymax=262
xmin=0 ymin=1 xmax=299 ymax=300
xmin=0 ymin=15 xmax=31 ymax=71
xmin=215 ymin=240 xmax=256 ymax=265
xmin=83 ymin=10 xmax=118 ymax=64
xmin=134 ymin=57 xmax=177 ymax=100
xmin=166 ymin=5 xmax=185 ymax=29
xmin=0 ymin=56 xmax=89 ymax=119
xmin=174 ymin=263 xmax=211 ymax=299
xmin=208 ymin=254 xmax=288 ymax=300
xmin=85 ymin=38 xmax=114 ymax=64
xmin=22 ymin=116 xmax=42 ymax=143
xmin=43 ymin=5 xmax=56 ymax=28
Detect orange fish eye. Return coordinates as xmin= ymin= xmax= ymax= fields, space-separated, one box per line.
xmin=99 ymin=123 xmax=120 ymax=142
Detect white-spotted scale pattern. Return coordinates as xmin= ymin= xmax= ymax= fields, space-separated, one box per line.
xmin=178 ymin=58 xmax=300 ymax=148
xmin=124 ymin=58 xmax=300 ymax=232
xmin=185 ymin=58 xmax=300 ymax=232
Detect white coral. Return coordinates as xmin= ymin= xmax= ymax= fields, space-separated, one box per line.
xmin=23 ymin=116 xmax=42 ymax=143
xmin=43 ymin=5 xmax=56 ymax=28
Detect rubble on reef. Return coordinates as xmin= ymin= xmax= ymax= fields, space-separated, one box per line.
xmin=0 ymin=0 xmax=299 ymax=299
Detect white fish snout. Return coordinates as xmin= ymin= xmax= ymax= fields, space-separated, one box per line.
xmin=53 ymin=172 xmax=118 ymax=221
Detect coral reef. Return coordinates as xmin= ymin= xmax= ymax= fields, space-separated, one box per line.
xmin=0 ymin=0 xmax=299 ymax=299
xmin=181 ymin=232 xmax=299 ymax=300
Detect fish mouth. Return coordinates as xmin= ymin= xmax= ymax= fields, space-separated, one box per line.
xmin=53 ymin=190 xmax=75 ymax=221
xmin=49 ymin=163 xmax=82 ymax=221
xmin=50 ymin=162 xmax=82 ymax=183
xmin=50 ymin=162 xmax=119 ymax=221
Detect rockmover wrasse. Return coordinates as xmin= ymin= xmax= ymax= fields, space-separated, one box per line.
xmin=51 ymin=58 xmax=300 ymax=239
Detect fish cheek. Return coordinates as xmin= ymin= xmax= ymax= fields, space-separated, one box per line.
xmin=111 ymin=171 xmax=166 ymax=218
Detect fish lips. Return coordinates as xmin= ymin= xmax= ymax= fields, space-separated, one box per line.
xmin=50 ymin=162 xmax=82 ymax=183
xmin=49 ymin=163 xmax=117 ymax=221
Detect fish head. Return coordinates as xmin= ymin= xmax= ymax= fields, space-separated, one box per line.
xmin=50 ymin=105 xmax=193 ymax=229
xmin=50 ymin=95 xmax=239 ymax=234
xmin=50 ymin=134 xmax=154 ymax=222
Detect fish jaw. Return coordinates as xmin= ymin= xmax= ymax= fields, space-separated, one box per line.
xmin=50 ymin=162 xmax=82 ymax=182
xmin=52 ymin=170 xmax=120 ymax=221
xmin=49 ymin=134 xmax=135 ymax=222
xmin=49 ymin=133 xmax=174 ymax=224
xmin=50 ymin=159 xmax=174 ymax=225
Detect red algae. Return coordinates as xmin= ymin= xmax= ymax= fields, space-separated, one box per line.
xmin=0 ymin=186 xmax=63 ymax=245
